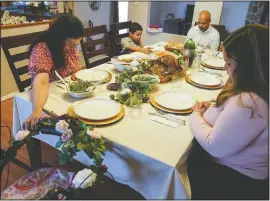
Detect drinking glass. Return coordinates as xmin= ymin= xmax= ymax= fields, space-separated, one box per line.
xmin=192 ymin=53 xmax=202 ymax=70
xmin=128 ymin=105 xmax=143 ymax=119
xmin=183 ymin=49 xmax=190 ymax=68
xmin=170 ymin=79 xmax=184 ymax=91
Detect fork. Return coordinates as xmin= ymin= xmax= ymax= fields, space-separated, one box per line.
xmin=149 ymin=112 xmax=185 ymax=125
xmin=200 ymin=68 xmax=223 ymax=77
xmin=151 ymin=108 xmax=186 ymax=123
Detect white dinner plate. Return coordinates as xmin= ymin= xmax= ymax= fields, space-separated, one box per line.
xmin=73 ymin=98 xmax=121 ymax=120
xmin=117 ymin=54 xmax=137 ymax=61
xmin=155 ymin=91 xmax=195 ymax=111
xmin=146 ymin=28 xmax=163 ymax=33
xmin=202 ymin=59 xmax=225 ymax=68
xmin=189 ymin=72 xmax=221 ymax=86
xmin=130 ymin=52 xmax=155 ymax=60
xmin=75 ymin=69 xmax=108 ymax=82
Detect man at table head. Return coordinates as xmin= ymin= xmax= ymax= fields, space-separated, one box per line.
xmin=185 ymin=10 xmax=220 ymax=50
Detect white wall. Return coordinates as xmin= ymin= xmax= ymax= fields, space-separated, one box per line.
xmin=220 ymin=2 xmax=250 ymax=32
xmin=128 ymin=1 xmax=150 ymax=35
xmin=73 ymin=2 xmax=111 ymax=29
xmin=149 ymin=2 xmax=195 ymax=25
xmin=192 ymin=2 xmax=224 ymax=26
xmin=128 ymin=2 xmax=186 ymax=46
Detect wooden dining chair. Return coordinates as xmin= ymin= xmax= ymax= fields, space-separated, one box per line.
xmin=80 ymin=25 xmax=112 ymax=69
xmin=1 ymin=31 xmax=45 ymax=92
xmin=110 ymin=21 xmax=132 ymax=56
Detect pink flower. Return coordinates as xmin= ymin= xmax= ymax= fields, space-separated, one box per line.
xmin=15 ymin=130 xmax=30 ymax=141
xmin=55 ymin=120 xmax=69 ymax=133
xmin=61 ymin=129 xmax=73 ymax=142
xmin=87 ymin=128 xmax=101 ymax=139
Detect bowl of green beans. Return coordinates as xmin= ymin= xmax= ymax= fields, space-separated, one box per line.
xmin=68 ymin=80 xmax=95 ymax=99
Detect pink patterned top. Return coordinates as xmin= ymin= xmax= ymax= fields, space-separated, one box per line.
xmin=28 ymin=40 xmax=81 ymax=82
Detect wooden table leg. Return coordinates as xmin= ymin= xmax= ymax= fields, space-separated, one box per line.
xmin=26 ymin=138 xmax=42 ymax=169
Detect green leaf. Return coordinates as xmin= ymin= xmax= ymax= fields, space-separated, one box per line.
xmin=91 ymin=142 xmax=96 ymax=149
xmin=59 ymin=152 xmax=68 ymax=165
xmin=68 ymin=156 xmax=74 ymax=163
xmin=82 ymin=135 xmax=89 ymax=143
xmin=87 ymin=125 xmax=94 ymax=130
xmin=55 ymin=140 xmax=63 ymax=148
xmin=81 ymin=122 xmax=87 ymax=129
xmin=76 ymin=142 xmax=84 ymax=150
xmin=61 ymin=144 xmax=70 ymax=153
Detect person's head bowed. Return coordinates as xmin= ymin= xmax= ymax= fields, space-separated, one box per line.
xmin=29 ymin=15 xmax=84 ymax=69
xmin=219 ymin=24 xmax=269 ymax=105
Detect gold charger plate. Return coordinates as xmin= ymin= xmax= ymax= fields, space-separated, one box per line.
xmin=67 ymin=104 xmax=125 ymax=125
xmin=71 ymin=70 xmax=112 ymax=83
xmin=201 ymin=61 xmax=224 ymax=70
xmin=150 ymin=95 xmax=193 ymax=114
xmin=185 ymin=74 xmax=224 ymax=89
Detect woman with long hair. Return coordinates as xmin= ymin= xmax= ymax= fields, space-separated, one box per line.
xmin=24 ymin=15 xmax=84 ymax=130
xmin=188 ymin=24 xmax=269 ymax=199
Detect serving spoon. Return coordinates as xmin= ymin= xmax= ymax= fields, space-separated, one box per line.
xmin=85 ymin=78 xmax=105 ymax=92
xmin=55 ymin=70 xmax=69 ymax=91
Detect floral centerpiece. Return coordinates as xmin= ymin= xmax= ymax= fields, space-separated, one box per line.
xmin=1 ymin=114 xmax=108 ymax=182
xmin=1 ymin=114 xmax=115 ymax=199
xmin=108 ymin=67 xmax=151 ymax=107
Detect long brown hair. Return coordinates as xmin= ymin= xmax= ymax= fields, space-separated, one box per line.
xmin=29 ymin=15 xmax=84 ymax=69
xmin=216 ymin=24 xmax=269 ymax=107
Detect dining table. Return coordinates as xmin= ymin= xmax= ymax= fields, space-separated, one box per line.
xmin=12 ymin=41 xmax=229 ymax=199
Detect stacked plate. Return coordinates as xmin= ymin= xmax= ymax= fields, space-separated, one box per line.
xmin=150 ymin=91 xmax=195 ymax=114
xmin=186 ymin=72 xmax=223 ymax=89
xmin=68 ymin=98 xmax=125 ymax=125
xmin=73 ymin=69 xmax=112 ymax=82
xmin=201 ymin=59 xmax=225 ymax=70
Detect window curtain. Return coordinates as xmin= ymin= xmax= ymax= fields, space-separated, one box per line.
xmin=245 ymin=1 xmax=268 ymax=25
xmin=111 ymin=1 xmax=119 ymax=24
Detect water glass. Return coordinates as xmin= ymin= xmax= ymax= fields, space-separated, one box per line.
xmin=193 ymin=53 xmax=202 ymax=69
xmin=170 ymin=79 xmax=184 ymax=91
xmin=128 ymin=105 xmax=143 ymax=119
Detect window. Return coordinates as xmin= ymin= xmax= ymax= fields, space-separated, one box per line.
xmin=118 ymin=2 xmax=129 ymax=34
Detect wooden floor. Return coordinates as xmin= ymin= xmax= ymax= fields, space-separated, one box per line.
xmin=1 ymin=98 xmax=144 ymax=199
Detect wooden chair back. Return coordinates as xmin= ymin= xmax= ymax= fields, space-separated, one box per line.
xmin=110 ymin=21 xmax=132 ymax=56
xmin=1 ymin=31 xmax=45 ymax=92
xmin=80 ymin=25 xmax=111 ymax=68
xmin=194 ymin=22 xmax=229 ymax=41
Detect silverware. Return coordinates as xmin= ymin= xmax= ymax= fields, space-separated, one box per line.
xmin=153 ymin=119 xmax=185 ymax=127
xmin=55 ymin=71 xmax=69 ymax=91
xmin=148 ymin=112 xmax=186 ymax=125
xmin=56 ymin=84 xmax=66 ymax=90
xmin=200 ymin=68 xmax=222 ymax=77
xmin=85 ymin=78 xmax=104 ymax=92
xmin=213 ymin=51 xmax=223 ymax=59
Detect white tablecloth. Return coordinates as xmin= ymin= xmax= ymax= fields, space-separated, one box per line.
xmin=13 ymin=43 xmax=228 ymax=199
